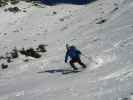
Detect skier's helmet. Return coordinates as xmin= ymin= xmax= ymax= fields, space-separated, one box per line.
xmin=66 ymin=44 xmax=70 ymax=50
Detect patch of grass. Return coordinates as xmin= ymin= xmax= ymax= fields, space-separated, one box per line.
xmin=10 ymin=47 xmax=19 ymax=59
xmin=36 ymin=44 xmax=47 ymax=52
xmin=0 ymin=44 xmax=47 ymax=70
xmin=0 ymin=0 xmax=40 ymax=7
xmin=5 ymin=7 xmax=21 ymax=13
xmin=19 ymin=48 xmax=41 ymax=58
xmin=1 ymin=63 xmax=8 ymax=69
xmin=0 ymin=0 xmax=8 ymax=7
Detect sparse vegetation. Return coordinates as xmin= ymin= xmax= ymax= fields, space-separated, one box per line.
xmin=53 ymin=11 xmax=57 ymax=15
xmin=0 ymin=44 xmax=47 ymax=69
xmin=23 ymin=59 xmax=29 ymax=62
xmin=5 ymin=7 xmax=21 ymax=13
xmin=0 ymin=0 xmax=40 ymax=7
xmin=10 ymin=47 xmax=19 ymax=59
xmin=0 ymin=56 xmax=4 ymax=60
xmin=59 ymin=18 xmax=64 ymax=22
xmin=36 ymin=44 xmax=47 ymax=52
xmin=6 ymin=57 xmax=12 ymax=63
xmin=96 ymin=19 xmax=107 ymax=24
xmin=1 ymin=63 xmax=8 ymax=69
xmin=0 ymin=0 xmax=8 ymax=7
xmin=18 ymin=45 xmax=47 ymax=58
xmin=19 ymin=48 xmax=41 ymax=58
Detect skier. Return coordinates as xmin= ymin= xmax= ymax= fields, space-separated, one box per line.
xmin=65 ymin=44 xmax=87 ymax=70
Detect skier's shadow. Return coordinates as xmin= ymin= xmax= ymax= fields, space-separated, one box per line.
xmin=40 ymin=0 xmax=97 ymax=6
xmin=38 ymin=69 xmax=72 ymax=74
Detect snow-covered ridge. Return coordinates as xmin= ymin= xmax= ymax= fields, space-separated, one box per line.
xmin=0 ymin=0 xmax=133 ymax=100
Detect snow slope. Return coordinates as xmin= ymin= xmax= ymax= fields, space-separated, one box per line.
xmin=0 ymin=0 xmax=133 ymax=100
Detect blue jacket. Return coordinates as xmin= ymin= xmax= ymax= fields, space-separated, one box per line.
xmin=65 ymin=47 xmax=81 ymax=63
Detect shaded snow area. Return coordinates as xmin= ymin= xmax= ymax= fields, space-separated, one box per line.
xmin=0 ymin=0 xmax=133 ymax=100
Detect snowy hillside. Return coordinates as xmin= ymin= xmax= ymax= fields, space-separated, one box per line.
xmin=0 ymin=0 xmax=133 ymax=100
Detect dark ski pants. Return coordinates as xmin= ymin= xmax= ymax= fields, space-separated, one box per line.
xmin=69 ymin=58 xmax=86 ymax=70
